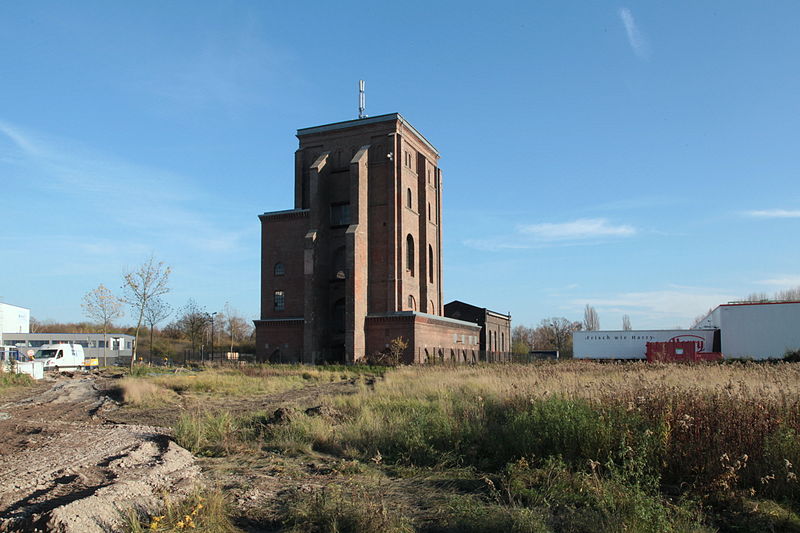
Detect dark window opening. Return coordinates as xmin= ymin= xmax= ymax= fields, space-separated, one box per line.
xmin=274 ymin=290 xmax=285 ymax=311
xmin=274 ymin=262 xmax=285 ymax=276
xmin=330 ymin=203 xmax=350 ymax=226
xmin=406 ymin=234 xmax=415 ymax=276
xmin=333 ymin=298 xmax=346 ymax=334
xmin=428 ymin=245 xmax=434 ymax=283
xmin=333 ymin=245 xmax=346 ymax=279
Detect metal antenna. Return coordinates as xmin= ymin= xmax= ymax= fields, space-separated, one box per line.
xmin=358 ymin=80 xmax=367 ymax=119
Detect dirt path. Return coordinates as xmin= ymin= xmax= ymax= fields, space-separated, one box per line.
xmin=0 ymin=373 xmax=366 ymax=532
xmin=0 ymin=375 xmax=200 ymax=532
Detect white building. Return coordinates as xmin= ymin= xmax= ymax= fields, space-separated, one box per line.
xmin=0 ymin=303 xmax=31 ymax=343
xmin=575 ymin=300 xmax=800 ymax=361
xmin=693 ymin=301 xmax=800 ymax=359
xmin=574 ymin=329 xmax=717 ymax=360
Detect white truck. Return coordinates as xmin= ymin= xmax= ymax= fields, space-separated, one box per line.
xmin=33 ymin=344 xmax=99 ymax=372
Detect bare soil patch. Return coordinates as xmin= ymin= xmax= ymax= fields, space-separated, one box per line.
xmin=0 ymin=374 xmax=200 ymax=532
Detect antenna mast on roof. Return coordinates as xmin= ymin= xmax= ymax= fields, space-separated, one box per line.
xmin=358 ymin=80 xmax=367 ymax=119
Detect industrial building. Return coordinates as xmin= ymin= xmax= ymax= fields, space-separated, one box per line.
xmin=255 ymin=112 xmax=504 ymax=364
xmin=0 ymin=303 xmax=30 ymax=340
xmin=574 ymin=300 xmax=800 ymax=360
xmin=2 ymin=333 xmax=135 ymax=365
xmin=444 ymin=301 xmax=512 ymax=361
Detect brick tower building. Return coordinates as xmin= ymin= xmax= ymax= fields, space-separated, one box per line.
xmin=255 ymin=113 xmax=481 ymax=364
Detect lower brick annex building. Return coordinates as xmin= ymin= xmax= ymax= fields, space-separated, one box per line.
xmin=255 ymin=113 xmax=510 ymax=364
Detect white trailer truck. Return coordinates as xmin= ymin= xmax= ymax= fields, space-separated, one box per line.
xmin=33 ymin=343 xmax=99 ymax=372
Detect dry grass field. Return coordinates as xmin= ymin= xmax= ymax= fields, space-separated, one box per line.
xmin=99 ymin=361 xmax=800 ymax=531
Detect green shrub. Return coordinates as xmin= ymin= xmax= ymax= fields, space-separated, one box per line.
xmin=0 ymin=371 xmax=33 ymax=388
xmin=784 ymin=349 xmax=800 ymax=363
xmin=502 ymin=458 xmax=709 ymax=533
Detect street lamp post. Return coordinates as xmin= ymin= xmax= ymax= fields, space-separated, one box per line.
xmin=210 ymin=312 xmax=217 ymax=362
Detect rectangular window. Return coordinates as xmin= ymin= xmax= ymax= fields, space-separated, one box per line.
xmin=74 ymin=340 xmax=89 ymax=347
xmin=126 ymin=341 xmax=133 ymax=349
xmin=330 ymin=203 xmax=350 ymax=226
xmin=274 ymin=290 xmax=285 ymax=311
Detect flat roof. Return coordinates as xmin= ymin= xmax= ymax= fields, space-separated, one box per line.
xmin=296 ymin=113 xmax=439 ymax=156
xmin=367 ymin=311 xmax=481 ymax=328
xmin=721 ymin=300 xmax=800 ymax=307
xmin=445 ymin=300 xmax=511 ymax=319
xmin=2 ymin=332 xmax=134 ymax=338
xmin=0 ymin=303 xmax=30 ymax=310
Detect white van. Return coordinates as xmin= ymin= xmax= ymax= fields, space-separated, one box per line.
xmin=33 ymin=344 xmax=99 ymax=372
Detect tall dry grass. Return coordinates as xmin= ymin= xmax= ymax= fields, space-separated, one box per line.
xmin=266 ymin=362 xmax=800 ymax=503
xmin=118 ymin=365 xmax=372 ymax=407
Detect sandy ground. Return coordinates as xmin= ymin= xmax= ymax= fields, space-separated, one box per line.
xmin=0 ymin=374 xmax=200 ymax=532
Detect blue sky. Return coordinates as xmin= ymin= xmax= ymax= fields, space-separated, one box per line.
xmin=2 ymin=1 xmax=799 ymax=330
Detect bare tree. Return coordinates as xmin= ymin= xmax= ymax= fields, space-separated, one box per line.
xmin=744 ymin=292 xmax=770 ymax=303
xmin=81 ymin=284 xmax=124 ymax=367
xmin=178 ymin=299 xmax=208 ymax=362
xmin=144 ymin=297 xmax=172 ymax=364
xmin=622 ymin=314 xmax=632 ymax=331
xmin=223 ymin=302 xmax=251 ymax=355
xmin=512 ymin=325 xmax=535 ymax=354
xmin=775 ymin=286 xmax=800 ymax=301
xmin=122 ymin=256 xmax=171 ymax=369
xmin=29 ymin=317 xmax=43 ymax=333
xmin=583 ymin=304 xmax=600 ymax=331
xmin=536 ymin=317 xmax=581 ymax=358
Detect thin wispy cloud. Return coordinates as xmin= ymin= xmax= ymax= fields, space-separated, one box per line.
xmin=520 ymin=218 xmax=635 ymax=241
xmin=573 ymin=285 xmax=737 ymax=327
xmin=744 ymin=209 xmax=800 ymax=218
xmin=757 ymin=276 xmax=800 ymax=286
xmin=464 ymin=218 xmax=636 ymax=251
xmin=619 ymin=7 xmax=650 ymax=60
xmin=0 ymin=119 xmax=253 ymax=255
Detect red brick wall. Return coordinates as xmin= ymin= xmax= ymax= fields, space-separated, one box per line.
xmin=260 ymin=211 xmax=308 ymax=319
xmin=255 ymin=320 xmax=304 ymax=362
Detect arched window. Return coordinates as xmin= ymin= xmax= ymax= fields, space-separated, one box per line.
xmin=408 ymin=295 xmax=416 ymax=311
xmin=406 ymin=234 xmax=415 ymax=276
xmin=428 ymin=245 xmax=434 ymax=283
xmin=429 ymin=300 xmax=435 ymax=314
xmin=407 ymin=188 xmax=413 ymax=209
xmin=274 ymin=262 xmax=285 ymax=276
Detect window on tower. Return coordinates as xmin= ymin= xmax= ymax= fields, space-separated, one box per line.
xmin=330 ymin=203 xmax=350 ymax=226
xmin=406 ymin=234 xmax=415 ymax=276
xmin=273 ymin=291 xmax=285 ymax=311
xmin=428 ymin=245 xmax=434 ymax=283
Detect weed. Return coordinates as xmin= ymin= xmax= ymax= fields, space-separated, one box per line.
xmin=282 ymin=484 xmax=413 ymax=533
xmin=0 ymin=371 xmax=33 ymax=389
xmin=175 ymin=411 xmax=244 ymax=456
xmin=118 ymin=378 xmax=177 ymax=407
xmin=125 ymin=488 xmax=240 ymax=532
